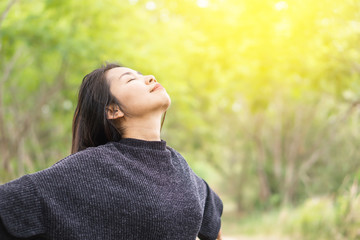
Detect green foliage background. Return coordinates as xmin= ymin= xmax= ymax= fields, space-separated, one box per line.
xmin=1 ymin=0 xmax=360 ymax=238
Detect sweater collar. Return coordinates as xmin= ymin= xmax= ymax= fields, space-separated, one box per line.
xmin=118 ymin=138 xmax=167 ymax=151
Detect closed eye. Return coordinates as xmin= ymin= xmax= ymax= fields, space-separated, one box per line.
xmin=127 ymin=78 xmax=136 ymax=82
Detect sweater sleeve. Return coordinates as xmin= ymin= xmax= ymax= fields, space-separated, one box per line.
xmin=198 ymin=180 xmax=223 ymax=240
xmin=0 ymin=175 xmax=45 ymax=238
xmin=0 ymin=217 xmax=21 ymax=240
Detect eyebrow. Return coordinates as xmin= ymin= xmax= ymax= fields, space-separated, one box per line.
xmin=118 ymin=71 xmax=143 ymax=81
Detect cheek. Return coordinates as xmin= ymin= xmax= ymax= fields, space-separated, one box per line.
xmin=116 ymin=87 xmax=149 ymax=110
xmin=112 ymin=84 xmax=141 ymax=101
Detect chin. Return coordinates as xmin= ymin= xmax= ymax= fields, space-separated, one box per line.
xmin=162 ymin=97 xmax=171 ymax=111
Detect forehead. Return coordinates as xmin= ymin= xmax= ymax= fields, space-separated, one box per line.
xmin=105 ymin=67 xmax=137 ymax=80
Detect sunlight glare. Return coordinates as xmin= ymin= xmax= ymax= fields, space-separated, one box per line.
xmin=145 ymin=1 xmax=157 ymax=10
xmin=274 ymin=1 xmax=288 ymax=11
xmin=128 ymin=0 xmax=138 ymax=5
xmin=197 ymin=0 xmax=209 ymax=8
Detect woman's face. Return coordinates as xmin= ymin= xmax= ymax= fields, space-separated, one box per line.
xmin=105 ymin=67 xmax=171 ymax=118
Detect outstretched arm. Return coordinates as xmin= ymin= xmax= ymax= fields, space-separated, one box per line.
xmin=217 ymin=229 xmax=222 ymax=240
xmin=0 ymin=218 xmax=17 ymax=240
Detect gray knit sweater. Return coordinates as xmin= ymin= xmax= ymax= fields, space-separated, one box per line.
xmin=0 ymin=138 xmax=223 ymax=240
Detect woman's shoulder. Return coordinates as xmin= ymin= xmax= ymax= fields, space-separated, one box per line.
xmin=18 ymin=142 xmax=117 ymax=183
xmin=165 ymin=146 xmax=204 ymax=180
xmin=165 ymin=146 xmax=188 ymax=165
xmin=165 ymin=145 xmax=185 ymax=159
xmin=53 ymin=142 xmax=116 ymax=166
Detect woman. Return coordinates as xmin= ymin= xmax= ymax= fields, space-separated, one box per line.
xmin=0 ymin=63 xmax=223 ymax=240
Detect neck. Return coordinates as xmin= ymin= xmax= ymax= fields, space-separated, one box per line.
xmin=120 ymin=113 xmax=163 ymax=141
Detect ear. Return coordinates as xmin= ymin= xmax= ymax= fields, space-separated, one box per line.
xmin=106 ymin=104 xmax=124 ymax=120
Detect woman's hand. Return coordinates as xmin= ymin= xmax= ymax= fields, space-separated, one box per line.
xmin=217 ymin=229 xmax=222 ymax=240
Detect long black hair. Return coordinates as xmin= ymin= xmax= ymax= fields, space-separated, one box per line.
xmin=71 ymin=63 xmax=167 ymax=154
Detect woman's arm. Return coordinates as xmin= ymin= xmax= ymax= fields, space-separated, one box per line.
xmin=217 ymin=229 xmax=222 ymax=240
xmin=196 ymin=179 xmax=223 ymax=240
xmin=0 ymin=218 xmax=19 ymax=240
xmin=0 ymin=176 xmax=46 ymax=239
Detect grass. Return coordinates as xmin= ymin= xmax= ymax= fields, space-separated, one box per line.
xmin=221 ymin=180 xmax=360 ymax=240
xmin=221 ymin=209 xmax=285 ymax=237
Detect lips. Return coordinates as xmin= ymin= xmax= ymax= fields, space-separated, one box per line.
xmin=151 ymin=83 xmax=164 ymax=92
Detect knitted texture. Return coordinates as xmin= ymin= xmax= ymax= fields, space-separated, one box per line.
xmin=0 ymin=138 xmax=223 ymax=240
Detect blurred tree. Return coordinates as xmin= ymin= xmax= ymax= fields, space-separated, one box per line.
xmin=0 ymin=0 xmax=359 ymax=212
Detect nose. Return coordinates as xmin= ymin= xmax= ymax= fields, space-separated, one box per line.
xmin=145 ymin=75 xmax=157 ymax=84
